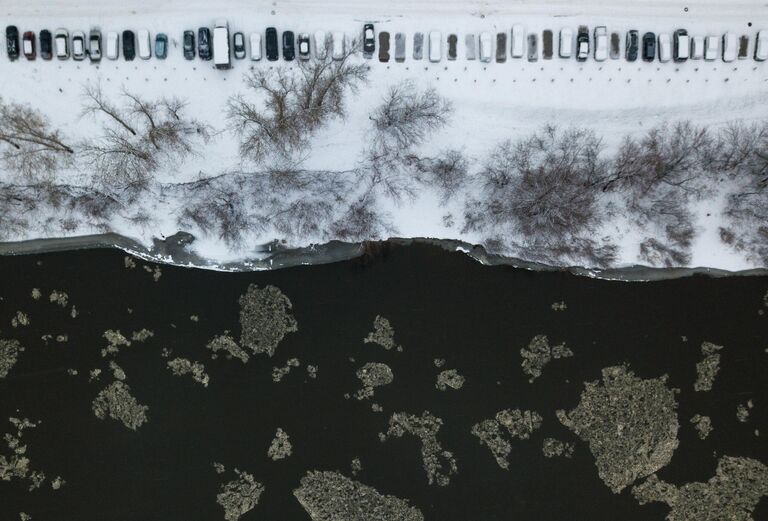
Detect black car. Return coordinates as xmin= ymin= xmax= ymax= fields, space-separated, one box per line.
xmin=363 ymin=23 xmax=374 ymax=57
xmin=576 ymin=25 xmax=589 ymax=61
xmin=282 ymin=31 xmax=295 ymax=61
xmin=122 ymin=30 xmax=135 ymax=61
xmin=626 ymin=30 xmax=639 ymax=61
xmin=673 ymin=29 xmax=688 ymax=62
xmin=642 ymin=31 xmax=655 ymax=61
xmin=183 ymin=30 xmax=195 ymax=59
xmin=40 ymin=29 xmax=52 ymax=60
xmin=6 ymin=25 xmax=19 ymax=60
xmin=265 ymin=27 xmax=278 ymax=60
xmin=198 ymin=27 xmax=211 ymax=60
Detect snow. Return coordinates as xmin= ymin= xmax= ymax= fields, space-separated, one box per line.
xmin=1 ymin=0 xmax=768 ymax=271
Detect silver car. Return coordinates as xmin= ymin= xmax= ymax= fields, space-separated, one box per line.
xmin=395 ymin=32 xmax=405 ymax=62
xmin=413 ymin=32 xmax=423 ymax=60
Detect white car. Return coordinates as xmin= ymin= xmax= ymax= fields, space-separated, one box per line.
xmin=331 ymin=31 xmax=345 ymax=60
xmin=54 ymin=28 xmax=69 ymax=59
xmin=428 ymin=31 xmax=441 ymax=62
xmin=755 ymin=30 xmax=768 ymax=61
xmin=137 ymin=29 xmax=151 ymax=59
xmin=690 ymin=35 xmax=704 ymax=59
xmin=559 ymin=28 xmax=573 ymax=58
xmin=511 ymin=24 xmax=524 ymax=58
xmin=106 ymin=31 xmax=119 ymax=60
xmin=594 ymin=26 xmax=608 ymax=61
xmin=72 ymin=31 xmax=86 ymax=60
xmin=657 ymin=33 xmax=671 ymax=62
xmin=704 ymin=35 xmax=718 ymax=60
xmin=314 ymin=31 xmax=327 ymax=59
xmin=479 ymin=31 xmax=492 ymax=62
xmin=722 ymin=32 xmax=737 ymax=62
xmin=250 ymin=33 xmax=262 ymax=60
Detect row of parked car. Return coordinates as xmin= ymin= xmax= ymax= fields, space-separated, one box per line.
xmin=5 ymin=22 xmax=768 ymax=64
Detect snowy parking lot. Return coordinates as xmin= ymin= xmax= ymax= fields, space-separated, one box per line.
xmin=1 ymin=0 xmax=768 ymax=271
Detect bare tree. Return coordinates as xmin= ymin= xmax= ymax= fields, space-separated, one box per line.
xmin=370 ymin=80 xmax=453 ymax=149
xmin=79 ymin=83 xmax=210 ymax=195
xmin=0 ymin=97 xmax=74 ymax=181
xmin=405 ymin=149 xmax=469 ymax=205
xmin=226 ymin=42 xmax=368 ymax=166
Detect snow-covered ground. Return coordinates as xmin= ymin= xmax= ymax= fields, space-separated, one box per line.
xmin=1 ymin=0 xmax=768 ymax=271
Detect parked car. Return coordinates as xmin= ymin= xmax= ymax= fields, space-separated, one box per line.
xmin=465 ymin=33 xmax=476 ymax=61
xmin=55 ymin=29 xmax=70 ymax=59
xmin=72 ymin=31 xmax=86 ymax=60
xmin=755 ymin=30 xmax=768 ymax=61
xmin=691 ymin=35 xmax=704 ymax=59
xmin=313 ymin=31 xmax=326 ymax=59
xmin=265 ymin=27 xmax=278 ymax=60
xmin=106 ymin=31 xmax=119 ymax=60
xmin=657 ymin=33 xmax=671 ymax=62
xmin=642 ymin=31 xmax=656 ymax=61
xmin=22 ymin=31 xmax=35 ymax=60
xmin=6 ymin=25 xmax=20 ymax=60
xmin=155 ymin=33 xmax=168 ymax=59
xmin=378 ymin=31 xmax=390 ymax=62
xmin=738 ymin=35 xmax=749 ymax=59
xmin=40 ymin=30 xmax=53 ymax=60
xmin=542 ymin=29 xmax=553 ymax=59
xmin=429 ymin=31 xmax=441 ymax=62
xmin=609 ymin=32 xmax=620 ymax=59
xmin=213 ymin=20 xmax=230 ymax=69
xmin=626 ymin=30 xmax=639 ymax=61
xmin=413 ymin=32 xmax=424 ymax=60
xmin=593 ymin=26 xmax=607 ymax=61
xmin=363 ymin=23 xmax=374 ymax=57
xmin=673 ymin=29 xmax=689 ymax=61
xmin=250 ymin=32 xmax=262 ymax=60
xmin=233 ymin=32 xmax=246 ymax=59
xmin=704 ymin=35 xmax=718 ymax=61
xmin=479 ymin=31 xmax=492 ymax=62
xmin=137 ymin=29 xmax=151 ymax=59
xmin=331 ymin=31 xmax=344 ymax=60
xmin=448 ymin=33 xmax=458 ymax=61
xmin=722 ymin=32 xmax=737 ymax=62
xmin=576 ymin=25 xmax=589 ymax=61
xmin=282 ymin=30 xmax=295 ymax=61
xmin=395 ymin=32 xmax=406 ymax=62
xmin=198 ymin=27 xmax=211 ymax=60
xmin=495 ymin=32 xmax=506 ymax=62
xmin=527 ymin=33 xmax=538 ymax=61
xmin=183 ymin=30 xmax=195 ymax=59
xmin=123 ymin=30 xmax=135 ymax=60
xmin=297 ymin=32 xmax=309 ymax=60
xmin=559 ymin=27 xmax=573 ymax=58
xmin=89 ymin=29 xmax=102 ymax=62
xmin=511 ymin=24 xmax=525 ymax=58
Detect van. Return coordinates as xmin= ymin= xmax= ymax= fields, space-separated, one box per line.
xmin=465 ymin=33 xmax=476 ymax=60
xmin=213 ymin=20 xmax=231 ymax=68
xmin=593 ymin=26 xmax=607 ymax=61
xmin=479 ymin=31 xmax=492 ymax=62
xmin=559 ymin=28 xmax=572 ymax=58
xmin=332 ymin=31 xmax=345 ymax=60
xmin=690 ymin=35 xmax=704 ymax=59
xmin=657 ymin=33 xmax=671 ymax=62
xmin=722 ymin=32 xmax=737 ymax=62
xmin=314 ymin=31 xmax=327 ymax=59
xmin=137 ymin=29 xmax=150 ymax=59
xmin=106 ymin=31 xmax=119 ymax=60
xmin=511 ymin=24 xmax=524 ymax=58
xmin=704 ymin=35 xmax=718 ymax=60
xmin=755 ymin=30 xmax=768 ymax=61
xmin=250 ymin=33 xmax=262 ymax=60
xmin=265 ymin=27 xmax=278 ymax=61
xmin=429 ymin=31 xmax=441 ymax=62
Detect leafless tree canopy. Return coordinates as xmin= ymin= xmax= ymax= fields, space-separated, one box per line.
xmin=405 ymin=149 xmax=469 ymax=204
xmin=370 ymin=80 xmax=453 ymax=149
xmin=0 ymin=97 xmax=74 ymax=182
xmin=226 ymin=43 xmax=368 ymax=166
xmin=79 ymin=83 xmax=211 ymax=195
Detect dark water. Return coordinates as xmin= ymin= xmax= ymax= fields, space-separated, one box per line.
xmin=0 ymin=243 xmax=766 ymax=520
